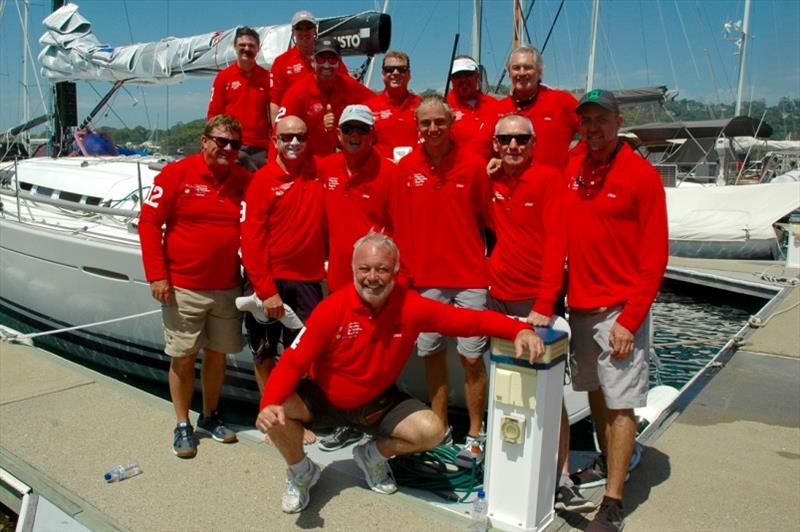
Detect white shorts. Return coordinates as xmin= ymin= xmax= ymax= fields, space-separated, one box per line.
xmin=568 ymin=306 xmax=649 ymax=409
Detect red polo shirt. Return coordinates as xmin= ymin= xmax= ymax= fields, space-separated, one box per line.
xmin=278 ymin=73 xmax=375 ymax=157
xmin=564 ymin=143 xmax=668 ymax=332
xmin=207 ymin=63 xmax=271 ymax=149
xmin=365 ymin=90 xmax=421 ymax=159
xmin=270 ymin=47 xmax=350 ymax=106
xmin=498 ymin=84 xmax=579 ymax=169
xmin=395 ymin=144 xmax=491 ymax=289
xmin=138 ymin=154 xmax=250 ymax=290
xmin=488 ymin=162 xmax=566 ymax=316
xmin=318 ymin=150 xmax=398 ymax=291
xmin=260 ymin=282 xmax=529 ymax=409
xmin=447 ymin=92 xmax=503 ymax=161
xmin=240 ymin=159 xmax=325 ymax=300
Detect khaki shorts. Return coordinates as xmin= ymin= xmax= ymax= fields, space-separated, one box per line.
xmin=416 ymin=287 xmax=487 ymax=359
xmin=162 ymin=286 xmax=243 ymax=357
xmin=568 ymin=306 xmax=649 ymax=409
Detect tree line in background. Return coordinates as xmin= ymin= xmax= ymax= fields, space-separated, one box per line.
xmin=99 ymin=97 xmax=799 ymax=156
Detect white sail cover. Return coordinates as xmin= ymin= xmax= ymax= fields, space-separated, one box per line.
xmin=666 ymin=182 xmax=800 ymax=242
xmin=38 ymin=3 xmax=290 ymax=85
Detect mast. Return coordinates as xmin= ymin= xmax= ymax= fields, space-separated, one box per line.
xmin=471 ymin=0 xmax=482 ymax=63
xmin=512 ymin=0 xmax=525 ymax=49
xmin=734 ymin=0 xmax=751 ymax=116
xmin=586 ymin=0 xmax=600 ymax=91
xmin=21 ymin=0 xmax=30 ymax=153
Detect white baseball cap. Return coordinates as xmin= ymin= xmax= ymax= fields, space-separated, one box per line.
xmin=339 ymin=105 xmax=375 ymax=127
xmin=451 ymin=57 xmax=479 ymax=75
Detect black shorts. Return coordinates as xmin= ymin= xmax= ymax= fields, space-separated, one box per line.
xmin=296 ymin=380 xmax=428 ymax=438
xmin=244 ymin=279 xmax=323 ymax=363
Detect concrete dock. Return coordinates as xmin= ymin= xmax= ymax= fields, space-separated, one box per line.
xmin=1 ymin=257 xmax=798 ymax=531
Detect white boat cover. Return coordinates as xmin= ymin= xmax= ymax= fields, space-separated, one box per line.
xmin=38 ymin=3 xmax=386 ymax=85
xmin=666 ymin=182 xmax=800 ymax=242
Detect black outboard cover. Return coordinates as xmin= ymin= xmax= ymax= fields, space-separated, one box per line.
xmin=318 ymin=12 xmax=391 ymax=57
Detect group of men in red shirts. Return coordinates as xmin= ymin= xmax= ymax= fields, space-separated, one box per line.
xmin=138 ymin=10 xmax=667 ymax=532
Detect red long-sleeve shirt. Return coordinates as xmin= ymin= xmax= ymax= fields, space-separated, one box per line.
xmin=270 ymin=47 xmax=350 ymax=106
xmin=395 ymin=144 xmax=491 ymax=289
xmin=497 ymin=85 xmax=579 ymax=170
xmin=564 ymin=143 xmax=668 ymax=332
xmin=488 ymin=162 xmax=566 ymax=316
xmin=138 ymin=154 xmax=250 ymax=290
xmin=319 ymin=150 xmax=398 ymax=291
xmin=240 ymin=159 xmax=325 ymax=300
xmin=447 ymin=92 xmax=503 ymax=160
xmin=278 ymin=73 xmax=375 ymax=157
xmin=365 ymin=90 xmax=422 ymax=159
xmin=260 ymin=282 xmax=529 ymax=409
xmin=207 ymin=63 xmax=271 ymax=149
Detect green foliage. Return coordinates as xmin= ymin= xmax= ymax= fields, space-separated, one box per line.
xmin=99 ymin=119 xmax=205 ymax=154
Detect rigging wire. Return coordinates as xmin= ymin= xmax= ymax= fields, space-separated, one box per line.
xmin=407 ymin=0 xmax=440 ymax=56
xmin=122 ymin=0 xmax=152 ymax=132
xmin=656 ymin=0 xmax=679 ymax=91
xmin=599 ymin=21 xmax=623 ymax=90
xmin=698 ymin=0 xmax=733 ymax=97
xmin=638 ymin=2 xmax=651 ymax=85
xmin=673 ymin=0 xmax=702 ymax=80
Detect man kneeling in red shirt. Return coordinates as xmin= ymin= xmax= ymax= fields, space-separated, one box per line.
xmin=256 ymin=231 xmax=545 ymax=513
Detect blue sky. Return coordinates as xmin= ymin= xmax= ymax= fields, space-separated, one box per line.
xmin=1 ymin=0 xmax=798 ymax=133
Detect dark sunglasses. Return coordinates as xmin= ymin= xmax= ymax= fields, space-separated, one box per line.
xmin=340 ymin=123 xmax=372 ymax=135
xmin=495 ymin=134 xmax=533 ymax=145
xmin=451 ymin=70 xmax=476 ymax=79
xmin=314 ymin=55 xmax=339 ymax=65
xmin=277 ymin=133 xmax=308 ymax=143
xmin=205 ymin=135 xmax=242 ymax=150
xmin=382 ymin=65 xmax=409 ymax=74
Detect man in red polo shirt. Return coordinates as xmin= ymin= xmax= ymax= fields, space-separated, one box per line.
xmin=277 ymin=37 xmax=374 ymax=157
xmin=447 ymin=55 xmax=502 ymax=161
xmin=269 ymin=10 xmax=349 ymax=119
xmin=497 ymin=45 xmax=578 ymax=170
xmin=564 ymin=90 xmax=668 ymax=532
xmin=365 ymin=50 xmax=421 ymax=161
xmin=139 ymin=115 xmax=250 ymax=459
xmin=487 ymin=113 xmax=595 ymax=514
xmin=240 ymin=116 xmax=324 ymax=420
xmin=207 ymin=26 xmax=271 ymax=171
xmin=395 ymin=94 xmax=492 ymax=462
xmin=256 ymin=231 xmax=544 ymax=513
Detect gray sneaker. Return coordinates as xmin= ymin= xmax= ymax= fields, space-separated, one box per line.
xmin=197 ymin=410 xmax=237 ymax=443
xmin=554 ymin=484 xmax=596 ymax=513
xmin=353 ymin=443 xmax=398 ymax=494
xmin=454 ymin=434 xmax=484 ymax=468
xmin=172 ymin=421 xmax=197 ymax=458
xmin=281 ymin=461 xmax=321 ymax=513
xmin=570 ymin=454 xmax=631 ymax=489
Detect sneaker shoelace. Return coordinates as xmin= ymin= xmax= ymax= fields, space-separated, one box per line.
xmin=366 ymin=456 xmax=394 ymax=485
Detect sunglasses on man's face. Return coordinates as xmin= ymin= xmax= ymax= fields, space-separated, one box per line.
xmin=495 ymin=134 xmax=533 ymax=146
xmin=314 ymin=55 xmax=339 ymax=66
xmin=277 ymin=133 xmax=308 ymax=143
xmin=205 ymin=135 xmax=242 ymax=150
xmin=382 ymin=65 xmax=409 ymax=74
xmin=340 ymin=123 xmax=372 ymax=135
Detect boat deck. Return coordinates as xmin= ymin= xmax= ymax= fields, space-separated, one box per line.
xmin=1 ymin=257 xmax=798 ymax=531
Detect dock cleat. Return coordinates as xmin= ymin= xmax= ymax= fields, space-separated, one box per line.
xmin=282 ymin=461 xmax=321 ymax=513
xmin=172 ymin=421 xmax=197 ymax=458
xmin=197 ymin=410 xmax=238 ymax=443
xmin=353 ymin=442 xmax=398 ymax=494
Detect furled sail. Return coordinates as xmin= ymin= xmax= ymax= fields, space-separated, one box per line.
xmin=38 ymin=3 xmax=390 ymax=85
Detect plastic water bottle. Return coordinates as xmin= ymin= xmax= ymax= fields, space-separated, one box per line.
xmin=470 ymin=490 xmax=488 ymax=531
xmin=104 ymin=461 xmax=142 ymax=483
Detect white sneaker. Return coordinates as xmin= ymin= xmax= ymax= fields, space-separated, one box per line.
xmin=235 ymin=294 xmax=304 ymax=329
xmin=352 ymin=443 xmax=397 ymax=494
xmin=281 ymin=461 xmax=321 ymax=513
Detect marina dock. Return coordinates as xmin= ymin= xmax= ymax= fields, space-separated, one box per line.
xmin=1 ymin=257 xmax=798 ymax=531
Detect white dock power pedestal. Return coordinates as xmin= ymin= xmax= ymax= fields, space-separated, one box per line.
xmin=484 ymin=322 xmax=569 ymax=532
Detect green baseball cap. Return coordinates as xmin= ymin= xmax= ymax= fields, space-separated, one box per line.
xmin=576 ymin=89 xmax=619 ymax=113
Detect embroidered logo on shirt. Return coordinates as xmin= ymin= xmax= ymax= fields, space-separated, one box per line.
xmin=311 ymin=102 xmax=325 ymax=115
xmin=412 ymin=173 xmax=428 ymax=187
xmin=524 ymin=202 xmax=534 ymax=207
xmin=326 ymin=176 xmax=340 ymax=190
xmin=185 ymin=184 xmax=210 ymax=196
xmin=607 ymin=192 xmax=617 ymax=198
xmin=272 ymin=182 xmax=294 ymax=196
xmin=291 ymin=64 xmax=303 ymax=74
xmin=379 ymin=109 xmax=393 ymax=120
xmin=494 ymin=191 xmax=506 ymax=201
xmin=453 ymin=110 xmax=464 ymax=121
xmin=544 ymin=116 xmax=552 ymax=121
xmin=336 ymin=321 xmax=363 ymax=340
xmin=455 ymin=183 xmax=465 ymax=189
xmin=230 ymin=81 xmax=242 ymax=91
